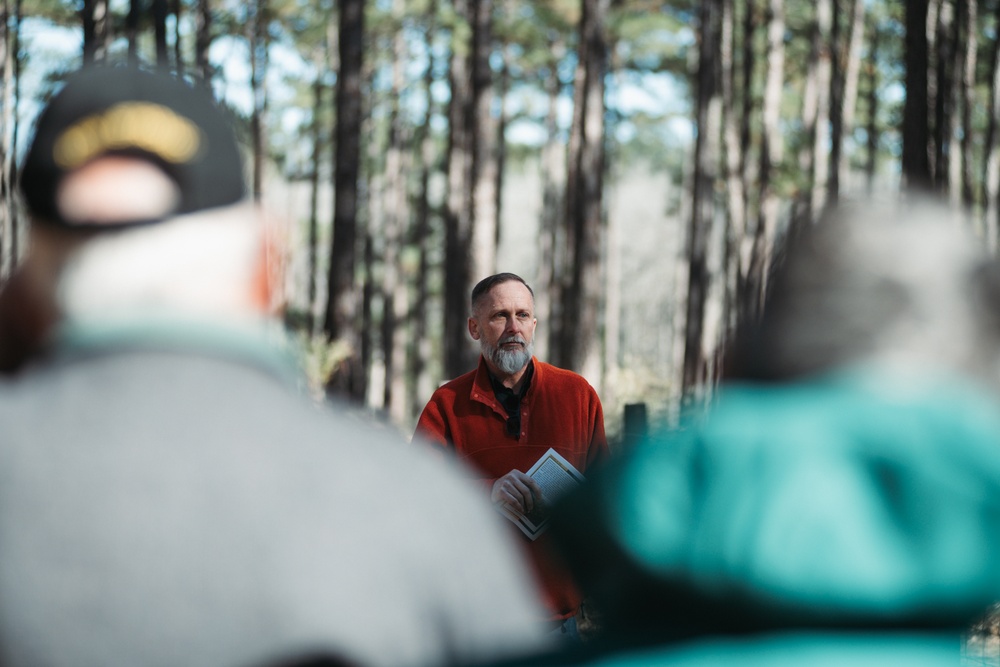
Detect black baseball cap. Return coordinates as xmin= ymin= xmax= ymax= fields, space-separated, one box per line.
xmin=19 ymin=66 xmax=246 ymax=228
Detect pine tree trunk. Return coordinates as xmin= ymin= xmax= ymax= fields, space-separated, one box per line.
xmin=682 ymin=0 xmax=722 ymax=403
xmin=470 ymin=0 xmax=497 ymax=282
xmin=443 ymin=0 xmax=475 ymax=380
xmin=604 ymin=16 xmax=624 ymax=400
xmin=195 ymin=0 xmax=213 ymax=88
xmin=746 ymin=0 xmax=784 ymax=321
xmin=410 ymin=0 xmax=438 ymax=416
xmin=740 ymin=0 xmax=755 ymax=212
xmin=324 ymin=0 xmax=365 ymax=400
xmin=173 ymin=0 xmax=184 ymax=76
xmin=356 ymin=68 xmax=376 ymax=406
xmin=7 ymin=0 xmax=18 ymax=271
xmin=81 ymin=0 xmax=109 ymax=64
xmin=945 ymin=0 xmax=964 ymax=204
xmin=306 ymin=70 xmax=325 ymax=334
xmin=982 ymin=0 xmax=1000 ymax=251
xmin=381 ymin=2 xmax=410 ymax=424
xmin=247 ymin=0 xmax=269 ymax=201
xmin=0 ymin=0 xmax=10 ymax=281
xmin=360 ymin=229 xmax=374 ymax=404
xmin=838 ymin=0 xmax=865 ymax=189
xmin=557 ymin=0 xmax=608 ymax=382
xmin=799 ymin=1 xmax=832 ymax=225
xmin=495 ymin=42 xmax=510 ymax=254
xmin=797 ymin=15 xmax=818 ymax=221
xmin=865 ymin=20 xmax=880 ymax=193
xmin=537 ymin=40 xmax=564 ymax=364
xmin=827 ymin=0 xmax=842 ymax=204
xmin=960 ymin=0 xmax=977 ymax=210
xmin=127 ymin=0 xmax=139 ymax=65
xmin=153 ymin=0 xmax=169 ymax=69
xmin=902 ymin=0 xmax=932 ymax=191
xmin=720 ymin=0 xmax=746 ymax=349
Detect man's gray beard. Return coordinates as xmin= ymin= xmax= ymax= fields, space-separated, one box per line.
xmin=483 ymin=336 xmax=534 ymax=375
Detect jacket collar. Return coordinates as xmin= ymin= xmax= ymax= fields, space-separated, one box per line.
xmin=470 ymin=355 xmax=539 ymax=415
xmin=48 ymin=313 xmax=300 ymax=387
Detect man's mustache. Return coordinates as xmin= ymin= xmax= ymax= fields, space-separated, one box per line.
xmin=499 ymin=335 xmax=526 ymax=346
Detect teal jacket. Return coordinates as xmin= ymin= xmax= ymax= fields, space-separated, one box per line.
xmin=542 ymin=367 xmax=1000 ymax=664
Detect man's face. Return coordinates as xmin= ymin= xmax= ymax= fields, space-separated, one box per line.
xmin=469 ymin=281 xmax=537 ymax=377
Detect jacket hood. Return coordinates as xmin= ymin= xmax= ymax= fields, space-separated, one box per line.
xmin=555 ymin=367 xmax=1000 ymax=636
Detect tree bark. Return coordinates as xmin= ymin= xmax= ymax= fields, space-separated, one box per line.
xmin=682 ymin=0 xmax=722 ymax=402
xmin=827 ymin=0 xmax=842 ymax=204
xmin=470 ymin=0 xmax=498 ymax=282
xmin=360 ymin=228 xmax=374 ymax=404
xmin=745 ymin=0 xmax=784 ymax=322
xmin=556 ymin=0 xmax=608 ymax=382
xmin=495 ymin=41 xmax=511 ymax=254
xmin=81 ymin=0 xmax=110 ymax=64
xmin=195 ymin=0 xmax=213 ymax=89
xmin=355 ymin=60 xmax=376 ymax=407
xmin=410 ymin=0 xmax=438 ymax=416
xmin=720 ymin=0 xmax=747 ymax=348
xmin=838 ymin=0 xmax=865 ymax=189
xmin=902 ymin=0 xmax=932 ymax=192
xmin=798 ymin=1 xmax=832 ymax=225
xmin=931 ymin=0 xmax=952 ymax=189
xmin=247 ymin=0 xmax=269 ymax=201
xmin=740 ymin=0 xmax=756 ymax=214
xmin=324 ymin=0 xmax=365 ymax=401
xmin=790 ymin=16 xmax=816 ymax=233
xmin=306 ymin=68 xmax=325 ymax=334
xmin=173 ymin=0 xmax=184 ymax=76
xmin=538 ymin=39 xmax=565 ymax=364
xmin=604 ymin=2 xmax=624 ymax=399
xmin=127 ymin=0 xmax=139 ymax=66
xmin=153 ymin=0 xmax=169 ymax=69
xmin=381 ymin=0 xmax=410 ymax=424
xmin=983 ymin=0 xmax=1000 ymax=250
xmin=945 ymin=0 xmax=963 ymax=204
xmin=865 ymin=19 xmax=880 ymax=193
xmin=0 ymin=0 xmax=10 ymax=280
xmin=443 ymin=0 xmax=475 ymax=380
xmin=960 ymin=0 xmax=977 ymax=210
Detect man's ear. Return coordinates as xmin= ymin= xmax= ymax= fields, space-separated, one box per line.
xmin=468 ymin=317 xmax=481 ymax=341
xmin=251 ymin=207 xmax=287 ymax=315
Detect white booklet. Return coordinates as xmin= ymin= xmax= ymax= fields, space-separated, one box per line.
xmin=497 ymin=448 xmax=586 ymax=540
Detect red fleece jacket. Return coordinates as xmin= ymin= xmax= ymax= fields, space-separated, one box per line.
xmin=414 ymin=356 xmax=610 ymax=620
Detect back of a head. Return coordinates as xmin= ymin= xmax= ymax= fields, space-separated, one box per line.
xmin=14 ymin=66 xmax=267 ymax=327
xmin=20 ymin=65 xmax=245 ymax=228
xmin=727 ymin=196 xmax=1000 ymax=391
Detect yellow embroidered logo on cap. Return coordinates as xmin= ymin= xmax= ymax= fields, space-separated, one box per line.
xmin=53 ymin=102 xmax=204 ymax=170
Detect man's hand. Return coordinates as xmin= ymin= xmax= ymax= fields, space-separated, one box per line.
xmin=492 ymin=470 xmax=544 ymax=514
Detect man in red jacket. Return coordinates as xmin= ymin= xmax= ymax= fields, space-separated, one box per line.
xmin=414 ymin=272 xmax=610 ymax=640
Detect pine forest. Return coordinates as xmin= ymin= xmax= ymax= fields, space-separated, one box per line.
xmin=0 ymin=0 xmax=993 ymax=439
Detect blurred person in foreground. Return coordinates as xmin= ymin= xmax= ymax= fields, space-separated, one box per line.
xmin=413 ymin=273 xmax=610 ymax=640
xmin=526 ymin=197 xmax=1000 ymax=666
xmin=0 ymin=65 xmax=551 ymax=667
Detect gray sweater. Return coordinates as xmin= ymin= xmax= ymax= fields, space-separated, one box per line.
xmin=0 ymin=323 xmax=550 ymax=667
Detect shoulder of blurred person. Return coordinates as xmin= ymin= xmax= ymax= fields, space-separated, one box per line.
xmin=0 ymin=65 xmax=550 ymax=667
xmin=536 ymin=194 xmax=1000 ymax=663
xmin=0 ymin=333 xmax=552 ymax=667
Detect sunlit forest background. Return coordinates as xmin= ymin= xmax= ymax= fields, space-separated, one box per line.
xmin=0 ymin=0 xmax=991 ymax=441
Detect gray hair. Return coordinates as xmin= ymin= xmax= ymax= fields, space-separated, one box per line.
xmin=728 ymin=195 xmax=1000 ymax=391
xmin=470 ymin=273 xmax=534 ymax=314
